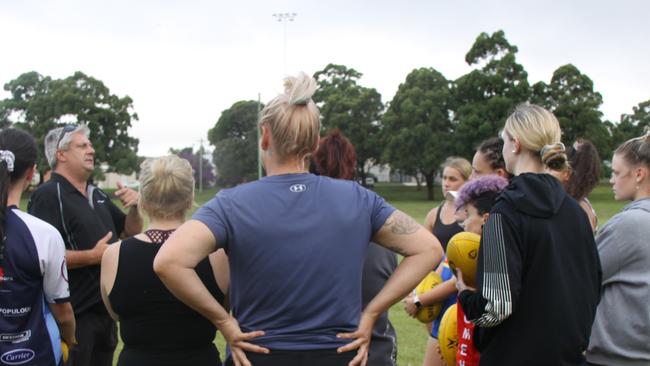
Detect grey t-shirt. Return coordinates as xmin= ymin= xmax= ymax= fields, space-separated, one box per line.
xmin=587 ymin=197 xmax=650 ymax=366
xmin=193 ymin=173 xmax=395 ymax=350
xmin=362 ymin=242 xmax=398 ymax=366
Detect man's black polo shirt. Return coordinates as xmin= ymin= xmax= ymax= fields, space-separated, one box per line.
xmin=28 ymin=172 xmax=126 ymax=314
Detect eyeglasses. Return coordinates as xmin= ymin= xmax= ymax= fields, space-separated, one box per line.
xmin=56 ymin=124 xmax=78 ymax=149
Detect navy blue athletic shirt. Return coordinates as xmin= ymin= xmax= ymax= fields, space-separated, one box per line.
xmin=193 ymin=173 xmax=395 ymax=350
xmin=0 ymin=206 xmax=69 ymax=366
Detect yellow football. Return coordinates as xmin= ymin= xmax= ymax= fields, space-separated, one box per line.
xmin=446 ymin=232 xmax=481 ymax=288
xmin=414 ymin=271 xmax=444 ymax=323
xmin=438 ymin=304 xmax=459 ymax=366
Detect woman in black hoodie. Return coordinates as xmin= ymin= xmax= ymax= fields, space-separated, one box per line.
xmin=456 ymin=104 xmax=602 ymax=366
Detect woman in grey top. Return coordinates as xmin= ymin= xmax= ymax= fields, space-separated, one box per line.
xmin=587 ymin=132 xmax=650 ymax=366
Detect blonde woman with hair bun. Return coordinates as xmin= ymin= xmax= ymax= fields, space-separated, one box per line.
xmin=456 ymin=103 xmax=601 ymax=366
xmin=154 ymin=72 xmax=443 ymax=366
xmin=100 ymin=155 xmax=229 ymax=366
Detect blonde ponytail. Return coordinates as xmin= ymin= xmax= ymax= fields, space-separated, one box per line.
xmin=261 ymin=72 xmax=320 ymax=163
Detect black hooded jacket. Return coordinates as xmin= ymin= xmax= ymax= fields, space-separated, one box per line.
xmin=458 ymin=173 xmax=602 ymax=366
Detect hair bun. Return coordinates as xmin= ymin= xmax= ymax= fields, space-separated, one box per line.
xmin=139 ymin=155 xmax=194 ymax=220
xmin=151 ymin=157 xmax=170 ymax=179
xmin=284 ymin=72 xmax=317 ymax=106
xmin=540 ymin=142 xmax=565 ymax=158
xmin=0 ymin=150 xmax=15 ymax=172
xmin=541 ymin=142 xmax=567 ymax=170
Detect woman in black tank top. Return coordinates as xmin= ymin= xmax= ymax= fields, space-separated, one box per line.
xmin=405 ymin=156 xmax=471 ymax=366
xmin=424 ymin=158 xmax=471 ymax=250
xmin=100 ymin=156 xmax=229 ymax=366
xmin=431 ymin=200 xmax=464 ymax=251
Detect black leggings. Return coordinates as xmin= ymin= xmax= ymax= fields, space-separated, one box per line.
xmin=225 ymin=349 xmax=356 ymax=366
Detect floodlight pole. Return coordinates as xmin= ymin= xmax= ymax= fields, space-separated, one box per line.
xmin=272 ymin=12 xmax=297 ymax=75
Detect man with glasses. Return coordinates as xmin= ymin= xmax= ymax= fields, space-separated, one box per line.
xmin=28 ymin=124 xmax=143 ymax=366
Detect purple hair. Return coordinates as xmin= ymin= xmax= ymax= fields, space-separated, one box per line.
xmin=455 ymin=175 xmax=509 ymax=213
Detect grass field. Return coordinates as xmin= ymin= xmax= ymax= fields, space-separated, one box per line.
xmin=23 ymin=181 xmax=623 ymax=366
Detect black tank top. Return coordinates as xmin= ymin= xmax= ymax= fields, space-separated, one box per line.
xmin=109 ymin=237 xmax=225 ymax=366
xmin=432 ymin=201 xmax=463 ymax=252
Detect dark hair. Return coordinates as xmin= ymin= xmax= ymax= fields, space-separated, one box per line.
xmin=477 ymin=138 xmax=506 ymax=171
xmin=565 ymin=139 xmax=601 ymax=201
xmin=476 ymin=137 xmax=513 ymax=180
xmin=455 ymin=175 xmax=509 ymax=215
xmin=313 ymin=129 xmax=357 ymax=181
xmin=0 ymin=128 xmax=38 ymax=259
xmin=471 ymin=191 xmax=501 ymax=215
xmin=615 ymin=132 xmax=650 ymax=169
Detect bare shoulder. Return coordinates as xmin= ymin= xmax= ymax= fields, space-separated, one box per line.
xmin=424 ymin=205 xmax=440 ymax=229
xmin=102 ymin=241 xmax=122 ymax=267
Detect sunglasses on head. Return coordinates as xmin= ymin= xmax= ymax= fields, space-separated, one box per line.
xmin=56 ymin=124 xmax=78 ymax=149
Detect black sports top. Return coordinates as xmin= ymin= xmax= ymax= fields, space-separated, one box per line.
xmin=109 ymin=237 xmax=225 ymax=366
xmin=432 ymin=201 xmax=463 ymax=252
xmin=28 ymin=173 xmax=126 ymax=314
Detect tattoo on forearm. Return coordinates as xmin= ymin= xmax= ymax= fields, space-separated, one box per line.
xmin=386 ymin=211 xmax=419 ymax=235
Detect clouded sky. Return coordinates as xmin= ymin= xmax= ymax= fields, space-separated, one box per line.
xmin=1 ymin=0 xmax=648 ymax=157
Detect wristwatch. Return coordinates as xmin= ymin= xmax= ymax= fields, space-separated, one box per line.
xmin=413 ymin=294 xmax=422 ymax=309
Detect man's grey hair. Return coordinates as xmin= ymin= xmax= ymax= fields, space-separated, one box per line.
xmin=44 ymin=124 xmax=91 ymax=169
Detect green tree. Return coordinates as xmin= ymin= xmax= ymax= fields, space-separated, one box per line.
xmin=208 ymin=100 xmax=260 ymax=186
xmin=0 ymin=71 xmax=139 ymax=180
xmin=610 ymin=99 xmax=650 ymax=149
xmin=531 ymin=64 xmax=611 ymax=156
xmin=313 ymin=64 xmax=383 ymax=184
xmin=382 ymin=67 xmax=452 ymax=200
xmin=452 ymin=30 xmax=530 ymax=158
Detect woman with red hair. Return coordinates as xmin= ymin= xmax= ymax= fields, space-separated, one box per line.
xmin=313 ymin=129 xmax=358 ymax=180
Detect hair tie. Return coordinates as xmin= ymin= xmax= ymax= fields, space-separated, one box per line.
xmin=540 ymin=142 xmax=565 ymax=158
xmin=0 ymin=150 xmax=15 ymax=172
xmin=290 ymin=97 xmax=311 ymax=106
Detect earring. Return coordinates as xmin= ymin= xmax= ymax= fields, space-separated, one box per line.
xmin=512 ymin=150 xmax=516 ymax=153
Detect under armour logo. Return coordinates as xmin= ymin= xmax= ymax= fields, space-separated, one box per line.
xmin=289 ymin=184 xmax=307 ymax=193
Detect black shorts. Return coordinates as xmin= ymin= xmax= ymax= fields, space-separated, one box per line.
xmin=225 ymin=349 xmax=356 ymax=366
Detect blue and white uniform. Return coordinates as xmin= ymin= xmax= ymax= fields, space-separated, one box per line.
xmin=0 ymin=206 xmax=69 ymax=366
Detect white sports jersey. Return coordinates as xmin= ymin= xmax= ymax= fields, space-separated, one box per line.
xmin=0 ymin=207 xmax=69 ymax=366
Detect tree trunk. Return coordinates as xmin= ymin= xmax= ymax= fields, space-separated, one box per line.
xmin=425 ymin=171 xmax=435 ymax=201
xmin=357 ymin=163 xmax=367 ymax=187
xmin=414 ymin=173 xmax=422 ymax=191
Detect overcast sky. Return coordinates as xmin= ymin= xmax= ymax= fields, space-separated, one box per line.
xmin=1 ymin=0 xmax=648 ymax=157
